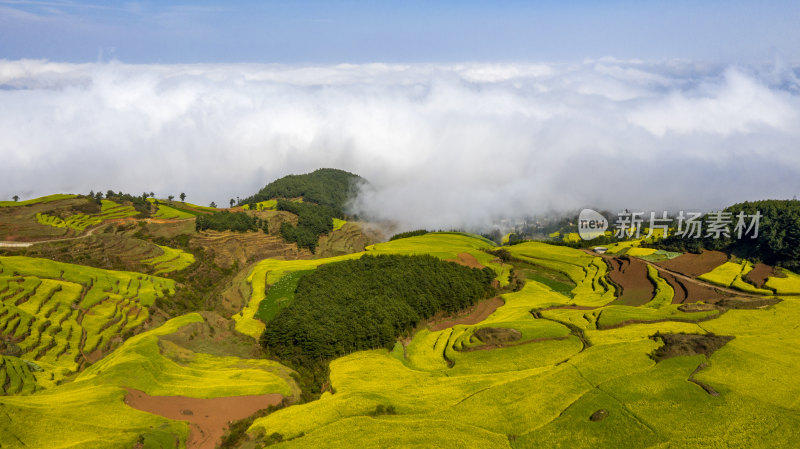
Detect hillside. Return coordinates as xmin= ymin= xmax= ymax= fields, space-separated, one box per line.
xmin=2 ymin=186 xmax=800 ymax=449
xmin=242 ymin=168 xmax=363 ymax=217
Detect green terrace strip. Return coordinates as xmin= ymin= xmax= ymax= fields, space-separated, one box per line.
xmin=506 ymin=241 xmax=616 ymax=307
xmin=141 ymin=245 xmax=196 ymax=275
xmin=0 ymin=194 xmax=77 ymax=207
xmin=148 ymin=199 xmax=198 ymax=219
xmin=35 ymin=199 xmax=139 ymax=232
xmin=0 ymin=256 xmax=175 ymax=387
xmin=242 ymin=199 xmax=277 ymax=211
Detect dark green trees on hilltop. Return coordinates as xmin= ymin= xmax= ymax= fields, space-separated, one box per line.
xmin=243 ymin=168 xmax=363 ymax=218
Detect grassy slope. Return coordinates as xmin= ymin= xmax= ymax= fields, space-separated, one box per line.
xmin=0 ymin=194 xmax=77 ymax=207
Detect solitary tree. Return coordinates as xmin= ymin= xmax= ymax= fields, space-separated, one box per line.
xmin=149 ymin=192 xmax=154 ymax=198
xmin=180 ymin=192 xmax=186 ymax=202
xmin=210 ymin=201 xmax=217 ymax=208
xmin=12 ymin=195 xmax=18 ymax=202
xmin=229 ymin=198 xmax=235 ymax=208
xmin=106 ymin=190 xmax=115 ymax=199
xmin=167 ymin=195 xmax=174 ymax=202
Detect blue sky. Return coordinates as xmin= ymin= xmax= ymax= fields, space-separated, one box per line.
xmin=1 ymin=2 xmax=799 ymax=224
xmin=1 ymin=0 xmax=798 ymax=63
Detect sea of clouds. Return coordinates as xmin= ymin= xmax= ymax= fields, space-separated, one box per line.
xmin=1 ymin=58 xmax=798 ymax=230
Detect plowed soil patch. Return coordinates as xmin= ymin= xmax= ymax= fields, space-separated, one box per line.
xmin=428 ymin=296 xmax=504 ymax=331
xmin=658 ymin=271 xmax=687 ymax=303
xmin=124 ymin=388 xmax=283 ymax=449
xmin=447 ymin=253 xmax=485 ymax=269
xmin=657 ymin=250 xmax=728 ymax=277
xmin=745 ymin=263 xmax=774 ymax=288
xmin=659 ymin=270 xmax=728 ymax=304
xmin=607 ymin=257 xmax=654 ymax=306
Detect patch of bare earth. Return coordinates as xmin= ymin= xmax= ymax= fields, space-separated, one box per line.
xmin=446 ymin=252 xmax=485 ymax=269
xmin=656 ymin=270 xmax=729 ymax=304
xmin=650 ymin=332 xmax=734 ymax=361
xmin=428 ymin=296 xmax=504 ymax=331
xmin=124 ymin=388 xmax=283 ymax=449
xmin=656 ymin=250 xmax=728 ymax=277
xmin=607 ymin=257 xmax=655 ymax=306
xmin=745 ymin=263 xmax=775 ymax=288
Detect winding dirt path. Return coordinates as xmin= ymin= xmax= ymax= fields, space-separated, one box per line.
xmin=124 ymin=388 xmax=283 ymax=449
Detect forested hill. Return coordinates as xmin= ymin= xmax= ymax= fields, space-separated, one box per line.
xmin=653 ymin=199 xmax=800 ymax=271
xmin=242 ymin=168 xmax=364 ymax=217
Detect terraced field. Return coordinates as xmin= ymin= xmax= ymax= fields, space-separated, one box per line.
xmin=151 ymin=202 xmax=198 ymax=219
xmin=765 ymin=268 xmax=800 ymax=294
xmin=0 ymin=313 xmax=299 ymax=448
xmin=3 ymin=218 xmax=800 ymax=449
xmin=0 ymin=196 xmax=90 ymax=241
xmin=0 ymin=256 xmax=175 ymax=386
xmin=507 ymin=241 xmax=615 ymax=307
xmin=699 ymin=260 xmax=775 ymax=295
xmin=142 ymin=245 xmax=196 ymax=274
xmin=241 ymin=241 xmax=800 ymax=449
xmin=35 ymin=199 xmax=140 ymax=232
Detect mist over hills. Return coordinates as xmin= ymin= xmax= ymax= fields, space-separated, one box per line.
xmin=1 ymin=59 xmax=799 ymax=232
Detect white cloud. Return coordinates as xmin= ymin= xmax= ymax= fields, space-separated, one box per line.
xmin=1 ymin=59 xmax=799 ymax=230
